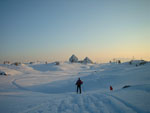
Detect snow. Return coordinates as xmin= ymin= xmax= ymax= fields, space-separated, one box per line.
xmin=0 ymin=61 xmax=150 ymax=113
xmin=0 ymin=65 xmax=22 ymax=76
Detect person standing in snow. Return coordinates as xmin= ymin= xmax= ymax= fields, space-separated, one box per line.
xmin=76 ymin=78 xmax=83 ymax=94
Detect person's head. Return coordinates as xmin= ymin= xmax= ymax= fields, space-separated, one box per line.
xmin=78 ymin=78 xmax=80 ymax=80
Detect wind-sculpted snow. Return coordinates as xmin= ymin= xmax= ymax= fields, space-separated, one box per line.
xmin=30 ymin=63 xmax=62 ymax=72
xmin=0 ymin=65 xmax=22 ymax=76
xmin=0 ymin=61 xmax=150 ymax=113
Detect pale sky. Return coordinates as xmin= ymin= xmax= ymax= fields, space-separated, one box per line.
xmin=0 ymin=0 xmax=150 ymax=63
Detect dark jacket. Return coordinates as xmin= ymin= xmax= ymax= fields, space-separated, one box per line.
xmin=76 ymin=79 xmax=83 ymax=86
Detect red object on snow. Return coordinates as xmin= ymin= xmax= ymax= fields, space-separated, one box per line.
xmin=110 ymin=86 xmax=113 ymax=91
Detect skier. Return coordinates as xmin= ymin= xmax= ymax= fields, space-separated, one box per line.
xmin=76 ymin=78 xmax=83 ymax=94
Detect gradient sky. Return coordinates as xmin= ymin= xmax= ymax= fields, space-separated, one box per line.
xmin=0 ymin=0 xmax=150 ymax=63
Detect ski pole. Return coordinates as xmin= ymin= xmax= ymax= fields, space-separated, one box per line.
xmin=82 ymin=84 xmax=85 ymax=93
xmin=75 ymin=85 xmax=76 ymax=93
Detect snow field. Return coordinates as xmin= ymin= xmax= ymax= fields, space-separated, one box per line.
xmin=0 ymin=61 xmax=150 ymax=113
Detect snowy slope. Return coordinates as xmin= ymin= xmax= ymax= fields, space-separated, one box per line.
xmin=0 ymin=65 xmax=22 ymax=76
xmin=0 ymin=61 xmax=150 ymax=113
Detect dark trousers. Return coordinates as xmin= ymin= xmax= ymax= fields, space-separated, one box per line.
xmin=77 ymin=85 xmax=81 ymax=94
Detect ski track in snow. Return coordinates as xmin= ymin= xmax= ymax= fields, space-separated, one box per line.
xmin=20 ymin=92 xmax=143 ymax=113
xmin=12 ymin=76 xmax=133 ymax=113
xmin=0 ymin=62 xmax=150 ymax=113
xmin=106 ymin=94 xmax=148 ymax=113
xmin=11 ymin=70 xmax=150 ymax=112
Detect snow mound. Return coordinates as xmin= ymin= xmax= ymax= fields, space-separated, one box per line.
xmin=9 ymin=64 xmax=39 ymax=74
xmin=58 ymin=62 xmax=84 ymax=71
xmin=0 ymin=65 xmax=22 ymax=76
xmin=129 ymin=60 xmax=148 ymax=66
xmin=30 ymin=63 xmax=62 ymax=72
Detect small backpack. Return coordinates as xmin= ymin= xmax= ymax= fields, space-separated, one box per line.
xmin=76 ymin=80 xmax=83 ymax=85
